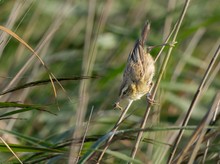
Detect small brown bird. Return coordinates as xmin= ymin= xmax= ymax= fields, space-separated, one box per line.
xmin=114 ymin=22 xmax=155 ymax=110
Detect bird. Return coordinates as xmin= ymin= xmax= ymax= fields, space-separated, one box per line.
xmin=114 ymin=22 xmax=155 ymax=110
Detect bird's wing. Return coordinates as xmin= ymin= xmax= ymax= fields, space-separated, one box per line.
xmin=123 ymin=41 xmax=146 ymax=83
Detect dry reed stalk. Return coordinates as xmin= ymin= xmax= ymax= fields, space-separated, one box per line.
xmin=130 ymin=0 xmax=191 ymax=162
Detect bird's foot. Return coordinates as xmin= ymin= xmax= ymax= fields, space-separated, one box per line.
xmin=146 ymin=93 xmax=159 ymax=105
xmin=113 ymin=102 xmax=123 ymax=110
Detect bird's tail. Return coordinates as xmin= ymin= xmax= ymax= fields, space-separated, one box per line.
xmin=140 ymin=21 xmax=151 ymax=46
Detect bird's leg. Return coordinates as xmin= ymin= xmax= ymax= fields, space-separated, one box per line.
xmin=147 ymin=41 xmax=177 ymax=52
xmin=113 ymin=101 xmax=123 ymax=110
xmin=146 ymin=92 xmax=156 ymax=104
xmin=146 ymin=82 xmax=159 ymax=105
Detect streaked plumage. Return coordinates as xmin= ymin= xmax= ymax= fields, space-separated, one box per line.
xmin=115 ymin=22 xmax=155 ymax=109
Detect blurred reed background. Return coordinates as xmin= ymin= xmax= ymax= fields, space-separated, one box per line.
xmin=0 ymin=0 xmax=219 ymax=163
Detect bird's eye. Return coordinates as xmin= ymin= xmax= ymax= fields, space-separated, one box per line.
xmin=122 ymin=90 xmax=127 ymax=95
xmin=121 ymin=87 xmax=128 ymax=96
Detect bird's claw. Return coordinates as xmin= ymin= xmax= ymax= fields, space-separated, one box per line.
xmin=146 ymin=93 xmax=158 ymax=105
xmin=113 ymin=102 xmax=123 ymax=110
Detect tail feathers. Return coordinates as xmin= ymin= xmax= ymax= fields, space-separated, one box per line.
xmin=140 ymin=21 xmax=151 ymax=46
